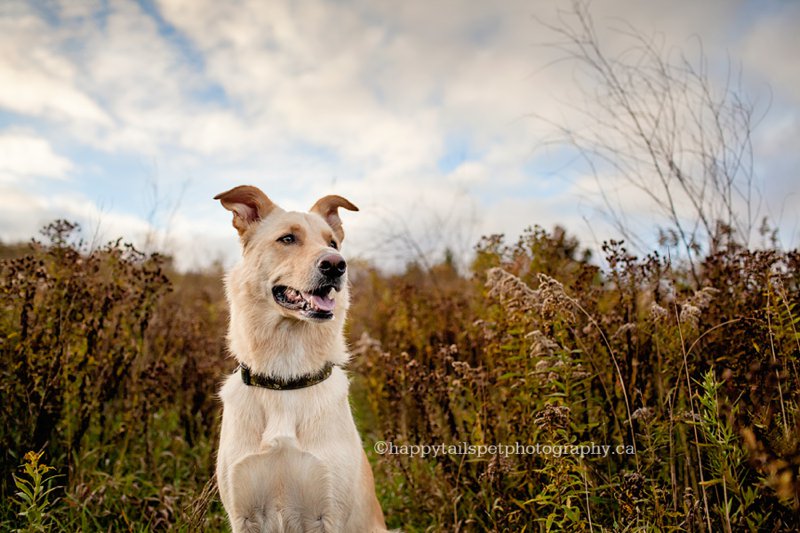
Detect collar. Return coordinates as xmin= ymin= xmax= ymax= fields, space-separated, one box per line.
xmin=238 ymin=361 xmax=335 ymax=390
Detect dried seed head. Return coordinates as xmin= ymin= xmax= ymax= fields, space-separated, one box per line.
xmin=689 ymin=286 xmax=720 ymax=309
xmin=649 ymin=302 xmax=668 ymax=321
xmin=534 ymin=403 xmax=571 ymax=431
xmin=527 ymin=330 xmax=559 ymax=358
xmin=536 ymin=274 xmax=576 ymax=321
xmin=485 ymin=268 xmax=540 ymax=312
xmin=679 ymin=303 xmax=701 ymax=329
xmin=631 ymin=407 xmax=655 ymax=422
xmin=613 ymin=323 xmax=637 ymax=339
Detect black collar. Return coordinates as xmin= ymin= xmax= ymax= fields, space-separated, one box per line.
xmin=238 ymin=361 xmax=335 ymax=390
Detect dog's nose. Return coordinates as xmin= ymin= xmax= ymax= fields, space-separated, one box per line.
xmin=318 ymin=253 xmax=347 ymax=278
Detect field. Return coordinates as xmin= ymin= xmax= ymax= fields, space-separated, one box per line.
xmin=1 ymin=220 xmax=799 ymax=531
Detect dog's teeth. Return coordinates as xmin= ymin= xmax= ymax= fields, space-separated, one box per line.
xmin=283 ymin=288 xmax=306 ymax=304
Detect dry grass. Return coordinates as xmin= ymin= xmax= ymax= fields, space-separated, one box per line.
xmin=1 ymin=221 xmax=798 ymax=531
xmin=348 ymin=227 xmax=800 ymax=531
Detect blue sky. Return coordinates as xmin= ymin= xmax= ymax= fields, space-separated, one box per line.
xmin=1 ymin=0 xmax=798 ymax=270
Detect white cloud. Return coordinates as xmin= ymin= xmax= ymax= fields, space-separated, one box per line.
xmin=0 ymin=131 xmax=73 ymax=180
xmin=0 ymin=7 xmax=111 ymax=126
xmin=448 ymin=161 xmax=490 ymax=185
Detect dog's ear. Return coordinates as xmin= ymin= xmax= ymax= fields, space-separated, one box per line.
xmin=214 ymin=185 xmax=276 ymax=238
xmin=310 ymin=195 xmax=359 ymax=242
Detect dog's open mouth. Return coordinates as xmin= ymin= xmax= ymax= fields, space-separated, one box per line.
xmin=272 ymin=285 xmax=337 ymax=320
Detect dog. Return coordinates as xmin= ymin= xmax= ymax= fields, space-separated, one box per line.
xmin=214 ymin=185 xmax=387 ymax=532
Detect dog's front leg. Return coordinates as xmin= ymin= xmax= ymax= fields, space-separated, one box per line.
xmin=229 ymin=451 xmax=283 ymax=533
xmin=231 ymin=437 xmax=335 ymax=533
xmin=225 ymin=416 xmax=296 ymax=533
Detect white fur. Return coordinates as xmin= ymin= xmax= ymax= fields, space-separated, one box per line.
xmin=215 ymin=189 xmax=387 ymax=533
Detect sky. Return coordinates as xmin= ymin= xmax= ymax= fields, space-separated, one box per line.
xmin=0 ymin=0 xmax=798 ymax=271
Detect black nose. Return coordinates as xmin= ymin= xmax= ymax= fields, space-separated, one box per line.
xmin=318 ymin=253 xmax=346 ymax=279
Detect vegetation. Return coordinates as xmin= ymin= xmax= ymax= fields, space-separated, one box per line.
xmin=349 ymin=227 xmax=800 ymax=531
xmin=1 ymin=219 xmax=797 ymax=531
xmin=1 ymin=221 xmax=230 ymax=531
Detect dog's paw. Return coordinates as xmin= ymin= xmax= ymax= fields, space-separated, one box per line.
xmin=259 ymin=434 xmax=300 ymax=453
xmin=235 ymin=506 xmax=282 ymax=533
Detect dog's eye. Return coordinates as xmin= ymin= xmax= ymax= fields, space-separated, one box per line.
xmin=278 ymin=234 xmax=296 ymax=244
xmin=330 ymin=240 xmax=338 ymax=249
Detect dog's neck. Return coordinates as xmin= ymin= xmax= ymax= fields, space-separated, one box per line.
xmin=227 ymin=304 xmax=350 ymax=379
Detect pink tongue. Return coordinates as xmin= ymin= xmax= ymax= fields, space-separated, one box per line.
xmin=305 ymin=293 xmax=336 ymax=312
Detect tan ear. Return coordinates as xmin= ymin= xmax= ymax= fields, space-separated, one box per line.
xmin=214 ymin=185 xmax=276 ymax=237
xmin=310 ymin=195 xmax=359 ymax=242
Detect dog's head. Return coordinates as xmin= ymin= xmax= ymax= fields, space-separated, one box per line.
xmin=215 ymin=185 xmax=358 ymax=323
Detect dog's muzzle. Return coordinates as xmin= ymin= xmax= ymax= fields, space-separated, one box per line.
xmin=272 ymin=283 xmax=340 ymax=320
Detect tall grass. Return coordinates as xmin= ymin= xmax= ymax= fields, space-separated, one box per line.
xmin=1 ymin=221 xmax=798 ymax=531
xmin=1 ymin=221 xmax=230 ymax=531
xmin=348 ymin=227 xmax=800 ymax=531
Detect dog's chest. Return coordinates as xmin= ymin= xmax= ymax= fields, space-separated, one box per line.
xmin=219 ymin=370 xmax=356 ymax=452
